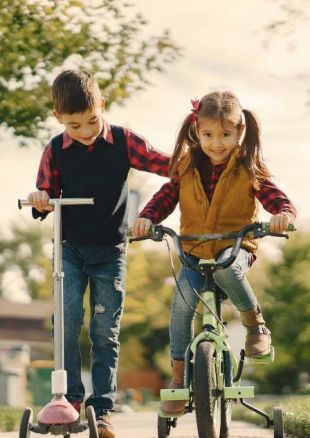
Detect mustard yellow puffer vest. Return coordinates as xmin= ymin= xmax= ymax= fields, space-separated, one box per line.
xmin=179 ymin=149 xmax=259 ymax=259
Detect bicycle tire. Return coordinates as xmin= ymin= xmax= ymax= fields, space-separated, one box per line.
xmin=220 ymin=351 xmax=232 ymax=437
xmin=157 ymin=415 xmax=171 ymax=438
xmin=19 ymin=408 xmax=33 ymax=438
xmin=273 ymin=407 xmax=284 ymax=438
xmin=194 ymin=341 xmax=221 ymax=438
xmin=220 ymin=398 xmax=231 ymax=438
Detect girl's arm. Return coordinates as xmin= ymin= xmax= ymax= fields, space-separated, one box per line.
xmin=133 ymin=173 xmax=180 ymax=236
xmin=125 ymin=128 xmax=170 ymax=177
xmin=256 ymin=179 xmax=297 ymax=232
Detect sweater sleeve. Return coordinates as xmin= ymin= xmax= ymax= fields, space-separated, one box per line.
xmin=139 ymin=173 xmax=180 ymax=224
xmin=255 ymin=179 xmax=297 ymax=221
xmin=125 ymin=128 xmax=170 ymax=177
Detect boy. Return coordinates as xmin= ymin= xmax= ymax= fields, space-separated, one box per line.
xmin=28 ymin=70 xmax=169 ymax=438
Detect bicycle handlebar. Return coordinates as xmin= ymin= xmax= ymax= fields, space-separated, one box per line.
xmin=128 ymin=222 xmax=296 ymax=271
xmin=18 ymin=198 xmax=94 ymax=209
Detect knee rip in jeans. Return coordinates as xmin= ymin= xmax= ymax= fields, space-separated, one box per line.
xmin=114 ymin=278 xmax=124 ymax=292
xmin=94 ymin=304 xmax=106 ymax=315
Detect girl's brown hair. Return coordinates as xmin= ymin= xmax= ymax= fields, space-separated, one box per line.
xmin=169 ymin=91 xmax=271 ymax=190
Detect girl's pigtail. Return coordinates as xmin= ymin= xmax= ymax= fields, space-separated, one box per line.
xmin=169 ymin=114 xmax=196 ymax=177
xmin=240 ymin=109 xmax=271 ymax=190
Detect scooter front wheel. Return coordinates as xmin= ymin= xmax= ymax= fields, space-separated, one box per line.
xmin=86 ymin=406 xmax=99 ymax=438
xmin=19 ymin=407 xmax=33 ymax=438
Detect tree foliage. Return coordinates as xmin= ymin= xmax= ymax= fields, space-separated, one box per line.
xmin=249 ymin=232 xmax=310 ymax=393
xmin=0 ymin=222 xmax=52 ymax=300
xmin=0 ymin=0 xmax=180 ymax=139
xmin=262 ymin=0 xmax=310 ymax=105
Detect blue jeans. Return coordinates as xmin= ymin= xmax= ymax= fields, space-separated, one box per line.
xmin=61 ymin=241 xmax=127 ymax=416
xmin=170 ymin=247 xmax=256 ymax=359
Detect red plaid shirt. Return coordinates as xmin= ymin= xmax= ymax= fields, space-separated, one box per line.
xmin=140 ymin=158 xmax=297 ymax=223
xmin=36 ymin=120 xmax=170 ymax=196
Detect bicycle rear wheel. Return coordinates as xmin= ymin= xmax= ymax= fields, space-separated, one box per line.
xmin=194 ymin=341 xmax=221 ymax=438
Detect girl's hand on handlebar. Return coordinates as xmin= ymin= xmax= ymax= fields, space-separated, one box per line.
xmin=28 ymin=190 xmax=54 ymax=213
xmin=269 ymin=213 xmax=292 ymax=233
xmin=133 ymin=217 xmax=153 ymax=237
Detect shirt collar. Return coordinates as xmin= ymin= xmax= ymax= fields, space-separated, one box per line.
xmin=62 ymin=119 xmax=114 ymax=149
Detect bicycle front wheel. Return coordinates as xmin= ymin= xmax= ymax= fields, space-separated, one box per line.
xmin=194 ymin=341 xmax=221 ymax=438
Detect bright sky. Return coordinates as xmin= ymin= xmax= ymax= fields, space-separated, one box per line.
xmin=1 ymin=0 xmax=309 ymax=235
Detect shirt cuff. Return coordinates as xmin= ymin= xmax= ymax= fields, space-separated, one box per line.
xmin=32 ymin=208 xmax=49 ymax=221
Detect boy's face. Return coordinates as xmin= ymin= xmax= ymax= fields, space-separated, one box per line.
xmin=54 ymin=97 xmax=105 ymax=146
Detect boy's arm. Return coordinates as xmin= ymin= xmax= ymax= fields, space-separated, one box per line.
xmin=256 ymin=179 xmax=297 ymax=232
xmin=125 ymin=128 xmax=170 ymax=177
xmin=31 ymin=142 xmax=61 ymax=219
xmin=139 ymin=173 xmax=180 ymax=224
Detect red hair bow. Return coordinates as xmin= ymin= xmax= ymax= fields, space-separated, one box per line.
xmin=190 ymin=99 xmax=200 ymax=124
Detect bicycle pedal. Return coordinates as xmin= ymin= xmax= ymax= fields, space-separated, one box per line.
xmin=160 ymin=388 xmax=190 ymax=401
xmin=247 ymin=345 xmax=275 ymax=364
xmin=223 ymin=385 xmax=254 ymax=399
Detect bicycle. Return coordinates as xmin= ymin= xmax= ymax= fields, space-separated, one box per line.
xmin=129 ymin=221 xmax=295 ymax=438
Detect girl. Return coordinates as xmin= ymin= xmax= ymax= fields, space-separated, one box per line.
xmin=133 ymin=91 xmax=296 ymax=415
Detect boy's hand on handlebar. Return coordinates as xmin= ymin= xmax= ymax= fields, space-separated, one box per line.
xmin=28 ymin=191 xmax=54 ymax=213
xmin=133 ymin=217 xmax=153 ymax=237
xmin=269 ymin=213 xmax=292 ymax=233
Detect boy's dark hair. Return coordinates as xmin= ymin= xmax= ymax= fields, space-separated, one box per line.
xmin=52 ymin=70 xmax=101 ymax=114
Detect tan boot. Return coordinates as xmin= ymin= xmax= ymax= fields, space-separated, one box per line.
xmin=97 ymin=412 xmax=115 ymax=438
xmin=240 ymin=304 xmax=271 ymax=357
xmin=161 ymin=359 xmax=186 ymax=415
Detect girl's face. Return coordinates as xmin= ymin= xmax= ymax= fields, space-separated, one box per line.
xmin=197 ymin=116 xmax=244 ymax=165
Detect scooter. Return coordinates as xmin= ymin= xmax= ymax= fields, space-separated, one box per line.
xmin=18 ymin=198 xmax=98 ymax=438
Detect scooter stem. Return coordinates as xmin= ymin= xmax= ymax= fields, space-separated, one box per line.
xmin=53 ymin=200 xmax=65 ymax=372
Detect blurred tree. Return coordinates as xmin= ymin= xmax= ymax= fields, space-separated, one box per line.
xmin=0 ymin=0 xmax=180 ymax=139
xmin=262 ymin=0 xmax=309 ymax=47
xmin=248 ymin=232 xmax=310 ymax=393
xmin=262 ymin=0 xmax=310 ymax=105
xmin=0 ymin=222 xmax=52 ymax=299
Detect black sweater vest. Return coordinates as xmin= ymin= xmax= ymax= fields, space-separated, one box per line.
xmin=52 ymin=125 xmax=130 ymax=245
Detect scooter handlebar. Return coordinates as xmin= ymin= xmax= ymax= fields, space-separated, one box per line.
xmin=18 ymin=198 xmax=94 ymax=209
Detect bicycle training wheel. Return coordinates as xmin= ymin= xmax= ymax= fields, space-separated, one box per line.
xmin=194 ymin=341 xmax=221 ymax=438
xmin=19 ymin=407 xmax=33 ymax=438
xmin=157 ymin=415 xmax=171 ymax=438
xmin=273 ymin=407 xmax=284 ymax=438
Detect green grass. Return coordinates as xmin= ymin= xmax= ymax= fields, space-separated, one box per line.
xmin=0 ymin=406 xmax=41 ymax=432
xmin=232 ymin=395 xmax=310 ymax=438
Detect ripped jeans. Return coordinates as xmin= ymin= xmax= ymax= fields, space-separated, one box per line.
xmin=61 ymin=240 xmax=127 ymax=416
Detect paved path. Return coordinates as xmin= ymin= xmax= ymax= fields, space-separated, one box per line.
xmin=0 ymin=411 xmax=275 ymax=438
